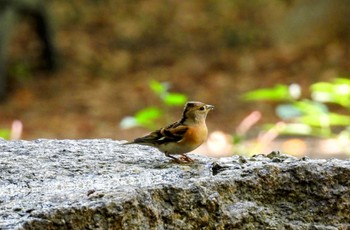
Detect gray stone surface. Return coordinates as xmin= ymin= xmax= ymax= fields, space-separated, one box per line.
xmin=0 ymin=139 xmax=349 ymax=229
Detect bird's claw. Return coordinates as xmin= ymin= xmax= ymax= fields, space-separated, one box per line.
xmin=179 ymin=155 xmax=194 ymax=163
xmin=166 ymin=153 xmax=194 ymax=164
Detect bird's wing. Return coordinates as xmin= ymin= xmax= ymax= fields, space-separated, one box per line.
xmin=130 ymin=121 xmax=188 ymax=145
xmin=158 ymin=123 xmax=188 ymax=144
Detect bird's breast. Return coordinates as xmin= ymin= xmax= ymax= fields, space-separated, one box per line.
xmin=158 ymin=124 xmax=208 ymax=154
xmin=181 ymin=125 xmax=208 ymax=146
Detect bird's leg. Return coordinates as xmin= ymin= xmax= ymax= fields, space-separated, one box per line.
xmin=164 ymin=152 xmax=182 ymax=163
xmin=179 ymin=154 xmax=194 ymax=162
xmin=165 ymin=152 xmax=179 ymax=162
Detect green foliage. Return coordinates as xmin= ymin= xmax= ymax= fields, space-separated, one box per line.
xmin=132 ymin=107 xmax=163 ymax=129
xmin=149 ymin=80 xmax=187 ymax=106
xmin=163 ymin=93 xmax=188 ymax=106
xmin=311 ymin=78 xmax=350 ymax=108
xmin=243 ymin=78 xmax=350 ymax=138
xmin=0 ymin=129 xmax=10 ymax=140
xmin=243 ymin=84 xmax=292 ymax=101
xmin=149 ymin=80 xmax=166 ymax=96
xmin=120 ymin=80 xmax=188 ymax=129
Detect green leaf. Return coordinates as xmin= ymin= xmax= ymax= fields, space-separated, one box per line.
xmin=120 ymin=107 xmax=163 ymax=129
xmin=292 ymin=100 xmax=328 ymax=115
xmin=311 ymin=82 xmax=333 ymax=93
xmin=134 ymin=107 xmax=162 ymax=128
xmin=328 ymin=113 xmax=350 ymax=126
xmin=243 ymin=84 xmax=291 ymax=101
xmin=0 ymin=129 xmax=10 ymax=140
xmin=149 ymin=80 xmax=167 ymax=96
xmin=279 ymin=123 xmax=331 ymax=137
xmin=280 ymin=123 xmax=313 ymax=135
xmin=334 ymin=78 xmax=350 ymax=85
xmin=297 ymin=113 xmax=350 ymax=127
xmin=163 ymin=93 xmax=188 ymax=106
xmin=311 ymin=79 xmax=350 ymax=107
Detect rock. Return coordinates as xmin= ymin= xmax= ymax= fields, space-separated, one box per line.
xmin=0 ymin=139 xmax=349 ymax=229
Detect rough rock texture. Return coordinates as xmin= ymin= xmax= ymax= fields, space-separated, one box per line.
xmin=0 ymin=139 xmax=349 ymax=229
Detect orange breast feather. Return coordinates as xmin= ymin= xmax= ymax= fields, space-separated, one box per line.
xmin=180 ymin=125 xmax=207 ymax=147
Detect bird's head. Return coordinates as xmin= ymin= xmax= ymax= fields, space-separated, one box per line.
xmin=181 ymin=101 xmax=214 ymax=124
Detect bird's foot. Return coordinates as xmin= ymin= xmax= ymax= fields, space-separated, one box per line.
xmin=179 ymin=154 xmax=194 ymax=163
xmin=165 ymin=153 xmax=194 ymax=164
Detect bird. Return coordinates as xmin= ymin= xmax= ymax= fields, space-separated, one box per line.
xmin=124 ymin=101 xmax=214 ymax=163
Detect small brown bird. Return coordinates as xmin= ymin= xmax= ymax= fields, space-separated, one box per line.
xmin=125 ymin=101 xmax=214 ymax=163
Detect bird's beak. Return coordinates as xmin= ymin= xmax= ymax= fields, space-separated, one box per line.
xmin=206 ymin=104 xmax=214 ymax=110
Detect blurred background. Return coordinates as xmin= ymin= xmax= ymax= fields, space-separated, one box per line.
xmin=1 ymin=0 xmax=350 ymax=158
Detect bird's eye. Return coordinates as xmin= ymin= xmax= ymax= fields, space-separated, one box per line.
xmin=199 ymin=106 xmax=205 ymax=111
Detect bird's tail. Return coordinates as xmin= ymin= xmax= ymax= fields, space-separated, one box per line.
xmin=122 ymin=141 xmax=134 ymax=145
xmin=122 ymin=140 xmax=156 ymax=147
xmin=123 ymin=132 xmax=160 ymax=146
